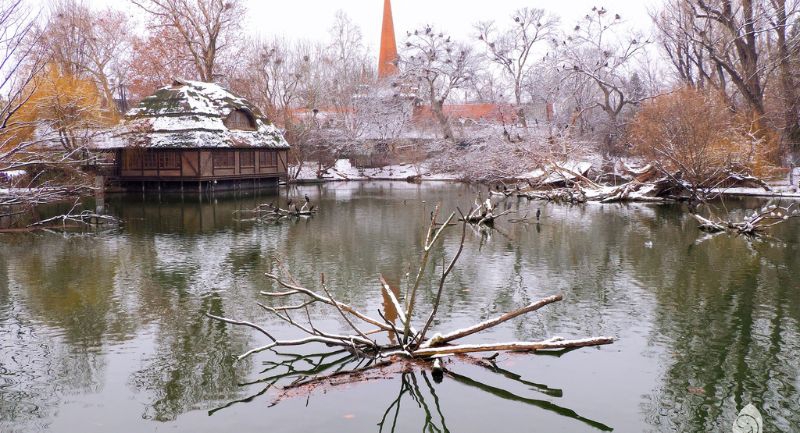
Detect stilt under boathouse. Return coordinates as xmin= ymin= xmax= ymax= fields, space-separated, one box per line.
xmin=96 ymin=79 xmax=290 ymax=192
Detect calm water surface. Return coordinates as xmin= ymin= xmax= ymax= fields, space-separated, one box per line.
xmin=1 ymin=182 xmax=799 ymax=432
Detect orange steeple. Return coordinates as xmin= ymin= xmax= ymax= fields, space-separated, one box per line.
xmin=378 ymin=0 xmax=398 ymax=79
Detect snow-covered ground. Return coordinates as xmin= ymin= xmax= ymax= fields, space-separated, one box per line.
xmin=0 ymin=170 xmax=26 ymax=180
xmin=291 ymin=159 xmax=459 ymax=181
xmin=518 ymin=161 xmax=594 ymax=183
xmin=718 ymin=185 xmax=800 ymax=198
xmin=291 ymin=158 xmax=597 ymax=182
xmin=289 ymin=159 xmax=800 ymax=201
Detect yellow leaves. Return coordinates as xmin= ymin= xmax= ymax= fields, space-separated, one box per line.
xmin=29 ymin=65 xmax=116 ymax=128
xmin=1 ymin=65 xmax=117 ymax=154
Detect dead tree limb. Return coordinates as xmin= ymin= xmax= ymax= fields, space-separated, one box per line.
xmin=463 ymin=196 xmax=514 ymax=226
xmin=25 ymin=199 xmax=120 ymax=230
xmin=207 ymin=203 xmax=614 ymax=392
xmin=235 ymin=199 xmax=318 ymax=223
xmin=420 ymin=295 xmax=564 ymax=348
xmin=692 ymin=203 xmax=800 ymax=236
xmin=413 ymin=336 xmax=614 ymax=357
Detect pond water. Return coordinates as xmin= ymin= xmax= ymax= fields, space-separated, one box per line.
xmin=1 ymin=181 xmax=799 ymax=433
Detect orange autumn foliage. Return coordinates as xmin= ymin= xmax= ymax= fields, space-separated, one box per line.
xmin=2 ymin=65 xmax=116 ymax=154
xmin=629 ymin=88 xmax=759 ymax=185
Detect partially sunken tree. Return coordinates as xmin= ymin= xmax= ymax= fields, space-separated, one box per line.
xmin=207 ymin=206 xmax=613 ymax=393
xmin=400 ymin=26 xmax=476 ymax=140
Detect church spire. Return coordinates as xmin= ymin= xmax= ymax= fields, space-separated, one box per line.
xmin=378 ymin=0 xmax=398 ymax=79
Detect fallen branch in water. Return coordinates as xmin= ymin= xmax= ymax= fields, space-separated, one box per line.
xmin=235 ymin=197 xmax=318 ymax=222
xmin=692 ymin=203 xmax=800 ymax=236
xmin=463 ymin=196 xmax=514 ymax=226
xmin=24 ymin=199 xmax=120 ymax=230
xmin=207 ymin=204 xmax=613 ymax=395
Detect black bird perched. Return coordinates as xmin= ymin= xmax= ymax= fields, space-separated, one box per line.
xmin=287 ymin=198 xmax=293 ymax=208
xmin=299 ymin=194 xmax=311 ymax=212
xmin=536 ymin=208 xmax=541 ymax=221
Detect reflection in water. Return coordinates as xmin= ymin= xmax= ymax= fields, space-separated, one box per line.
xmin=444 ymin=369 xmax=612 ymax=432
xmin=373 ymin=361 xmax=614 ymax=433
xmin=642 ymin=233 xmax=800 ymax=432
xmin=0 ymin=184 xmax=798 ymax=432
xmin=378 ymin=372 xmax=450 ymax=433
xmin=378 ymin=362 xmax=614 ymax=433
xmin=131 ymin=294 xmax=249 ymax=422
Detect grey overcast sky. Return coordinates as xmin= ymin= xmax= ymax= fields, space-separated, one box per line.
xmin=77 ymin=0 xmax=660 ymax=56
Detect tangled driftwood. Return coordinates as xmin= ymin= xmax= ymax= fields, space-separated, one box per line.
xmin=29 ymin=211 xmax=119 ymax=228
xmin=463 ymin=196 xmax=514 ymax=226
xmin=692 ymin=203 xmax=800 ymax=236
xmin=235 ymin=196 xmax=317 ymax=222
xmin=507 ymin=162 xmax=771 ymax=204
xmin=2 ymin=199 xmax=121 ymax=233
xmin=207 ymin=205 xmax=613 ymax=395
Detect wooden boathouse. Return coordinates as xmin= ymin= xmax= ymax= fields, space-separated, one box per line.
xmin=98 ymin=79 xmax=290 ymax=191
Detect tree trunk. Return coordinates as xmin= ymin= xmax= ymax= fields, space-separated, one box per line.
xmin=773 ymin=0 xmax=800 ymax=152
xmin=514 ymin=87 xmax=527 ymax=128
xmin=430 ymin=99 xmax=454 ymax=140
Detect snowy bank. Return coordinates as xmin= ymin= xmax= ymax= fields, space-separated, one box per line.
xmin=290 ymin=159 xmax=460 ymax=182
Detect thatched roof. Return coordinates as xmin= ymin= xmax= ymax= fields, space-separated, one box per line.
xmin=98 ymin=79 xmax=289 ymax=149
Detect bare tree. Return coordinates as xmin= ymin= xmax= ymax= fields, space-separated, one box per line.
xmin=400 ymin=26 xmax=477 ymax=140
xmin=768 ymin=0 xmax=800 ymax=150
xmin=561 ymin=7 xmax=649 ymax=155
xmin=1 ymin=0 xmax=46 ymax=163
xmin=127 ymin=25 xmax=197 ymax=98
xmin=40 ymin=0 xmax=132 ymax=114
xmin=324 ymin=10 xmax=373 ymax=139
xmin=629 ymin=87 xmax=758 ymax=202
xmin=353 ymin=81 xmax=414 ymax=142
xmin=653 ymin=0 xmax=800 ymax=158
xmin=652 ymin=0 xmax=718 ymax=90
xmin=234 ymin=38 xmax=331 ymax=178
xmin=475 ymin=8 xmax=558 ymax=127
xmin=690 ymin=0 xmax=767 ymax=118
xmin=130 ymin=0 xmax=246 ymax=82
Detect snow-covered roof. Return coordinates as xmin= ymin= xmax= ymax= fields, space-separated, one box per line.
xmin=96 ymin=79 xmax=289 ymax=150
